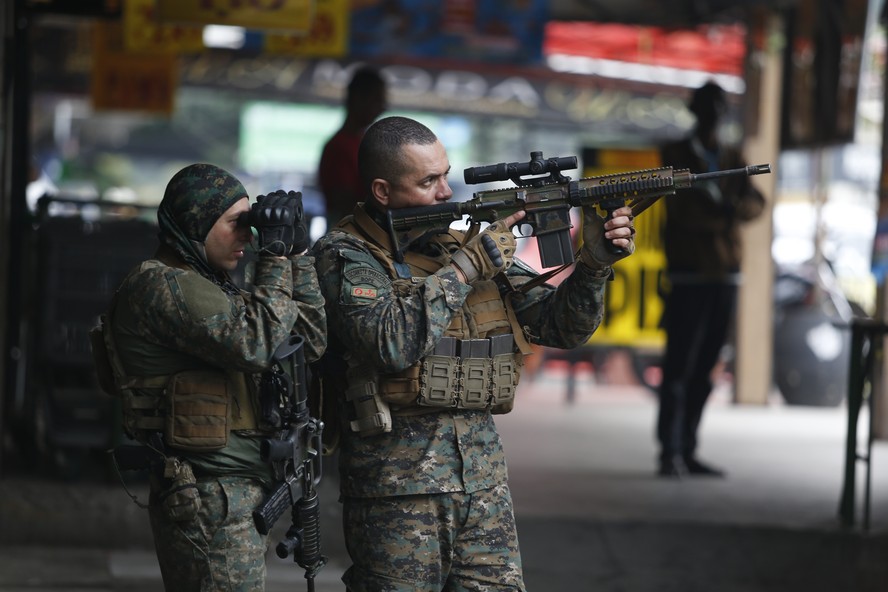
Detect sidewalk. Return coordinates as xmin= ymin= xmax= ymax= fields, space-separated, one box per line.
xmin=504 ymin=371 xmax=888 ymax=532
xmin=1 ymin=365 xmax=887 ymax=591
xmin=503 ymin=371 xmax=888 ymax=591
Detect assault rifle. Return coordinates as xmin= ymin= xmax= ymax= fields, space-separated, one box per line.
xmin=254 ymin=334 xmax=326 ymax=591
xmin=387 ymin=151 xmax=771 ymax=268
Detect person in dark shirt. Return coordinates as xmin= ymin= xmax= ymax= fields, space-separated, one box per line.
xmin=656 ymin=82 xmax=765 ymax=478
xmin=317 ymin=66 xmax=388 ymax=231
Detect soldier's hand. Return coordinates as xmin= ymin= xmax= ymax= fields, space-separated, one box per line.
xmin=451 ymin=211 xmax=525 ymax=284
xmin=252 ymin=190 xmax=309 ymax=257
xmin=579 ymin=205 xmax=635 ymax=269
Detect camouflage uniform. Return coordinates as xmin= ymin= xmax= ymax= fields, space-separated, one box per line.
xmin=109 ymin=164 xmax=326 ymax=592
xmin=312 ymin=204 xmax=610 ymax=591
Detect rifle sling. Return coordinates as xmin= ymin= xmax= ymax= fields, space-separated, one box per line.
xmin=513 ymin=251 xmax=579 ymax=294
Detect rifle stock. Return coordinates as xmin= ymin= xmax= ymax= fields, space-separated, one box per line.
xmin=387 ymin=153 xmax=771 ymax=268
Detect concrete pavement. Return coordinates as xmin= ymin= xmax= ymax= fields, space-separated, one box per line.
xmin=1 ymin=365 xmax=887 ymax=591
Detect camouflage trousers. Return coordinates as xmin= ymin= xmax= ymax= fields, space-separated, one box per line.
xmin=148 ymin=475 xmax=267 ymax=592
xmin=342 ymin=483 xmax=526 ymax=592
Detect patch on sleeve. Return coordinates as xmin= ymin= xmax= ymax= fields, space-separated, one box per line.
xmin=350 ymin=286 xmax=378 ymax=299
xmin=344 ymin=266 xmax=389 ymax=289
xmin=339 ymin=250 xmax=391 ymax=303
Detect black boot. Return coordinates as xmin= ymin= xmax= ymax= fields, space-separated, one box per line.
xmin=657 ymin=455 xmax=687 ymax=478
xmin=683 ymin=456 xmax=725 ymax=477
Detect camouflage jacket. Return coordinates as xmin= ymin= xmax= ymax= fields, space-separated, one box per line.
xmin=312 ymin=206 xmax=609 ymax=498
xmin=112 ymin=247 xmax=326 ymax=484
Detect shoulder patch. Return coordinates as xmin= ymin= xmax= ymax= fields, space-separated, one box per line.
xmin=344 ymin=266 xmax=389 ymax=289
xmin=338 ymin=248 xmax=392 ymax=304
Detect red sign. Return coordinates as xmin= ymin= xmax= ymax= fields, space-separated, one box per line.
xmin=544 ymin=22 xmax=747 ymax=76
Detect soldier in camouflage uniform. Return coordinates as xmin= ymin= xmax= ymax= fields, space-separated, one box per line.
xmin=311 ymin=116 xmax=635 ymax=591
xmin=100 ymin=163 xmax=326 ymax=591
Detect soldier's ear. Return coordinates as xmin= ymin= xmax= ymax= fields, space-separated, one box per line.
xmin=371 ymin=178 xmax=390 ymax=207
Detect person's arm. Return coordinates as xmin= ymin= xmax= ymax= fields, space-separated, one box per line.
xmin=130 ymin=258 xmax=306 ymax=373
xmin=508 ymin=204 xmax=634 ymax=349
xmin=722 ymin=147 xmax=766 ymax=222
xmin=661 ymin=142 xmax=764 ymax=232
xmin=287 ymin=254 xmax=327 ymax=363
xmin=313 ymin=235 xmax=471 ymax=373
xmin=508 ymin=259 xmax=609 ymax=349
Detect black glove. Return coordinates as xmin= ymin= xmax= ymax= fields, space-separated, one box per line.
xmin=250 ymin=190 xmax=309 ymax=257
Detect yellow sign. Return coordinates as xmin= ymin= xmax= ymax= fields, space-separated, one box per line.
xmin=156 ymin=0 xmax=314 ymax=33
xmin=124 ymin=0 xmax=204 ymax=54
xmin=264 ymin=0 xmax=347 ymax=57
xmin=92 ymin=22 xmax=178 ymax=115
xmin=588 ymin=201 xmax=667 ymax=349
xmin=585 ymin=147 xmax=667 ymax=350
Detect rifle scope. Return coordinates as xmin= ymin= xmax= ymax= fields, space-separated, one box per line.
xmin=464 ymin=151 xmax=577 ymax=185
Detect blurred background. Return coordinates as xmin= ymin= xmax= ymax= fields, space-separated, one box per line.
xmin=2 ymin=1 xmax=888 ymax=590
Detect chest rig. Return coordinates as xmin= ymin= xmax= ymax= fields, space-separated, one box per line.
xmin=335 ymin=206 xmax=533 ymax=437
xmin=90 ymin=259 xmax=266 ymax=452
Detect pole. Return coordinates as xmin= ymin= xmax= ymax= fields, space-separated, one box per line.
xmin=0 ymin=0 xmax=31 ymax=476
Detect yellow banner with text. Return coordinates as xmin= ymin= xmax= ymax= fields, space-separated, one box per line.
xmin=585 ymin=147 xmax=667 ymax=350
xmin=264 ymin=0 xmax=348 ymax=57
xmin=156 ymin=0 xmax=314 ymax=33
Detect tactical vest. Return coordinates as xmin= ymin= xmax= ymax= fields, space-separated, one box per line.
xmin=332 ymin=206 xmax=534 ymax=437
xmin=90 ymin=260 xmax=265 ymax=452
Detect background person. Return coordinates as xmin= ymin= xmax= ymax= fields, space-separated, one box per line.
xmin=311 ymin=116 xmax=635 ymax=591
xmin=656 ymin=81 xmax=766 ymax=478
xmin=95 ymin=163 xmax=326 ymax=590
xmin=317 ymin=65 xmax=388 ymax=232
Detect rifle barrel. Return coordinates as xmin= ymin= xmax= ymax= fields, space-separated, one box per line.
xmin=693 ymin=163 xmax=771 ymax=183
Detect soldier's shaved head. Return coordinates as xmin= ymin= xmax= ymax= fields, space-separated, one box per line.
xmin=359 ymin=116 xmax=438 ymax=192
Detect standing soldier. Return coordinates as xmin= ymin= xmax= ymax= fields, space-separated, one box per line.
xmin=311 ymin=116 xmax=635 ymax=591
xmin=92 ymin=163 xmax=326 ymax=591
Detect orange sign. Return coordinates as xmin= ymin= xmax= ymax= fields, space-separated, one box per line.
xmin=156 ymin=0 xmax=314 ymax=33
xmin=92 ymin=22 xmax=178 ymax=115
